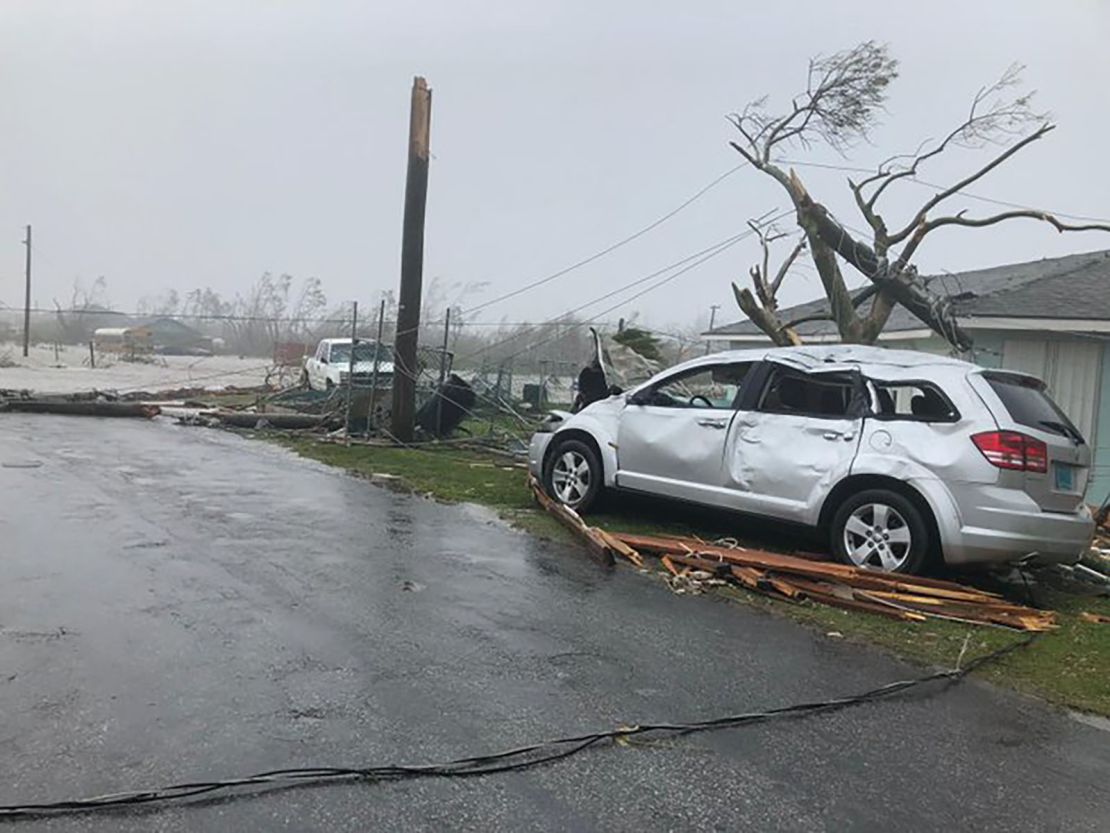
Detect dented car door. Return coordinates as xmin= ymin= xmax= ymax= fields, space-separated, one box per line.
xmin=725 ymin=362 xmax=864 ymax=524
xmin=616 ymin=361 xmax=755 ymax=507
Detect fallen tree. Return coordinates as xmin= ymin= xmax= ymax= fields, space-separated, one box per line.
xmin=728 ymin=42 xmax=1110 ymax=349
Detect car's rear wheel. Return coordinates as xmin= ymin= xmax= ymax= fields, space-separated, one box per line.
xmin=543 ymin=439 xmax=602 ymax=513
xmin=831 ymin=489 xmax=929 ymax=574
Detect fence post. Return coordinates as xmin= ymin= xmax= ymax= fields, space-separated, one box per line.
xmin=435 ymin=307 xmax=451 ymax=437
xmin=344 ymin=301 xmax=358 ymax=444
xmin=88 ymin=341 xmax=95 ymax=369
xmin=366 ymin=299 xmax=386 ymax=435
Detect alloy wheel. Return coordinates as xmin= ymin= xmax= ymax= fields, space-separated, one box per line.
xmin=842 ymin=502 xmax=912 ymax=571
xmin=551 ymin=450 xmax=591 ymax=507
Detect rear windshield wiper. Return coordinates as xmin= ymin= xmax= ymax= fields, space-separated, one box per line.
xmin=1038 ymin=419 xmax=1083 ymax=444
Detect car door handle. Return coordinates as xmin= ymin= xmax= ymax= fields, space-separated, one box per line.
xmin=696 ymin=418 xmax=728 ymax=429
xmin=823 ymin=431 xmax=855 ymax=441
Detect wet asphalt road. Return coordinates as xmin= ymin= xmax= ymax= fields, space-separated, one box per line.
xmin=1 ymin=415 xmax=1108 ymax=832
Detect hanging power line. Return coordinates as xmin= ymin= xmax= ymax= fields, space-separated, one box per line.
xmin=454 ymin=230 xmax=750 ymax=365
xmin=460 ymin=163 xmax=749 ymax=317
xmin=457 ymin=209 xmax=792 ymax=366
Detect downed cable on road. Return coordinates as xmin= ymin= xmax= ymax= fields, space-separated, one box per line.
xmin=0 ymin=636 xmax=1035 ymax=819
xmin=528 ymin=477 xmax=1056 ymax=632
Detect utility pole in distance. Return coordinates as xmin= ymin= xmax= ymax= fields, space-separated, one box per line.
xmin=391 ymin=76 xmax=432 ymax=443
xmin=22 ymin=225 xmax=32 ymax=357
xmin=705 ymin=304 xmax=720 ymax=355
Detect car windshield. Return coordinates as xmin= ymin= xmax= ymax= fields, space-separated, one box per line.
xmin=329 ymin=342 xmax=388 ymax=364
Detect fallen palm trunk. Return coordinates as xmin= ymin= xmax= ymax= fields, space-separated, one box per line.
xmin=0 ymin=399 xmax=160 ymax=418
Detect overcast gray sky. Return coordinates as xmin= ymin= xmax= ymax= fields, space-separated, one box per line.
xmin=2 ymin=0 xmax=1108 ymax=333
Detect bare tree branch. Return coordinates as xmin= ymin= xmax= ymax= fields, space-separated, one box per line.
xmin=727 ymin=41 xmax=898 ymax=160
xmin=860 ymin=65 xmax=1045 ymax=211
xmin=896 ymin=208 xmax=1110 ymax=270
xmin=732 ymin=282 xmax=800 ymax=346
xmin=770 ymin=237 xmax=808 ymax=297
xmin=886 ymin=123 xmax=1054 ymax=245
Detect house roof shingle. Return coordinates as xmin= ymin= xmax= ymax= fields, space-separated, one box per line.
xmin=707 ymin=249 xmax=1110 ymax=338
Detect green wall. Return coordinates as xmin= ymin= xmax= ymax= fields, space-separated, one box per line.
xmin=1090 ymin=342 xmax=1110 ymax=506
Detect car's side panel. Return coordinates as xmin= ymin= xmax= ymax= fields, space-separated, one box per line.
xmin=615 ymin=406 xmax=740 ymax=506
xmin=726 ymin=412 xmax=862 ymax=524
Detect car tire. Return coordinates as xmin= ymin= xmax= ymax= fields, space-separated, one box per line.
xmin=325 ymin=378 xmax=335 ymax=391
xmin=543 ymin=438 xmax=603 ymax=514
xmin=830 ymin=489 xmax=930 ymax=575
xmin=299 ymin=369 xmax=310 ymax=388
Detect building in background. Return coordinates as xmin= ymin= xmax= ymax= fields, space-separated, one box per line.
xmin=140 ymin=317 xmax=215 ymax=355
xmin=704 ymin=249 xmax=1110 ymax=504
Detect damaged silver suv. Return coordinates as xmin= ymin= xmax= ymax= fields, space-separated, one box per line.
xmin=529 ymin=345 xmax=1094 ymax=574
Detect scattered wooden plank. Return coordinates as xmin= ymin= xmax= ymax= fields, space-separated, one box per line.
xmin=529 ymin=477 xmax=614 ymax=567
xmin=595 ymin=529 xmax=644 ymax=568
xmin=613 ymin=532 xmax=1003 ymax=600
xmin=528 ymin=491 xmax=1053 ymax=631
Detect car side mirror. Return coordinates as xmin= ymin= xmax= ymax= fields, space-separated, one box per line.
xmin=319 ymin=356 xmax=328 ymax=364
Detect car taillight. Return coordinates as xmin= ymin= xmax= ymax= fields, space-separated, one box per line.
xmin=971 ymin=431 xmax=1048 ymax=473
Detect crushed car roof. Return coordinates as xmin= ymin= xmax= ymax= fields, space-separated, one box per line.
xmin=760 ymin=344 xmax=971 ymax=371
xmin=654 ymin=344 xmax=976 ymax=382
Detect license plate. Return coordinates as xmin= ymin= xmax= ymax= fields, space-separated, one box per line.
xmin=1054 ymin=463 xmax=1076 ymax=492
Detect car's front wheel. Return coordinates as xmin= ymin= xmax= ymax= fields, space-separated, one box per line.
xmin=830 ymin=489 xmax=930 ymax=574
xmin=543 ymin=439 xmax=602 ymax=513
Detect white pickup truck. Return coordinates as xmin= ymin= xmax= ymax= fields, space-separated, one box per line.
xmin=302 ymin=338 xmax=394 ymax=391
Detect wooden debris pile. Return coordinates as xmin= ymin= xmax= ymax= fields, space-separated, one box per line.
xmin=529 ymin=477 xmax=1055 ymax=632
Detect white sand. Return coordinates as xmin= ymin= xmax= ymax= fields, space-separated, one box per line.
xmin=0 ymin=342 xmax=276 ymax=395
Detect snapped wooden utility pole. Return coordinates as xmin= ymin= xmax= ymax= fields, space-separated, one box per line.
xmin=391 ymin=76 xmax=432 ymax=443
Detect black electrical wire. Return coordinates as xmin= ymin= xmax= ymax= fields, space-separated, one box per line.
xmin=460 ymin=162 xmax=749 ymax=318
xmin=0 ymin=634 xmax=1035 ymax=819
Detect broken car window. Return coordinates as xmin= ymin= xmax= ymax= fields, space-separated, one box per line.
xmin=641 ymin=362 xmax=753 ymax=409
xmin=757 ymin=367 xmax=856 ymax=418
xmin=869 ymin=381 xmax=958 ymax=422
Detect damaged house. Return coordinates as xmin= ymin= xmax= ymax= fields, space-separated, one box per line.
xmin=704 ymin=249 xmax=1110 ymax=504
